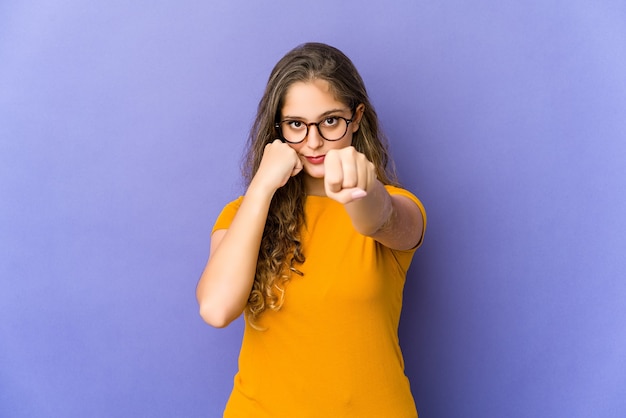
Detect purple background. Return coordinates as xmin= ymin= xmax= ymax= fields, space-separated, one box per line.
xmin=2 ymin=1 xmax=626 ymax=417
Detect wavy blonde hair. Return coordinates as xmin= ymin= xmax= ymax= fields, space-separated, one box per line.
xmin=242 ymin=42 xmax=398 ymax=326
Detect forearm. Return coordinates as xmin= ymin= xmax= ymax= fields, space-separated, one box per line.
xmin=344 ymin=181 xmax=423 ymax=251
xmin=196 ymin=182 xmax=274 ymax=327
xmin=344 ymin=180 xmax=392 ymax=236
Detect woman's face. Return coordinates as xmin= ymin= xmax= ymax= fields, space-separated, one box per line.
xmin=279 ymin=79 xmax=363 ymax=185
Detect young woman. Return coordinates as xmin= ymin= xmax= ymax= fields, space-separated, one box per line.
xmin=196 ymin=42 xmax=426 ymax=418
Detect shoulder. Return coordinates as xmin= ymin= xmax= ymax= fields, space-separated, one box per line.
xmin=384 ymin=185 xmax=425 ymax=215
xmin=212 ymin=196 xmax=244 ymax=233
xmin=384 ymin=185 xmax=427 ymax=249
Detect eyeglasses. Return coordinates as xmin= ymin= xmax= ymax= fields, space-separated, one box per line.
xmin=275 ymin=111 xmax=355 ymax=144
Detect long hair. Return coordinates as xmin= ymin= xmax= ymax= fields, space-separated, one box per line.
xmin=242 ymin=42 xmax=398 ymax=326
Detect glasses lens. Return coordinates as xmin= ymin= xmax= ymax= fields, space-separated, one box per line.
xmin=280 ymin=121 xmax=306 ymax=143
xmin=280 ymin=117 xmax=349 ymax=143
xmin=318 ymin=117 xmax=348 ymax=141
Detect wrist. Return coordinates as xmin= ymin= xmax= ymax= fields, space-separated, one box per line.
xmin=246 ymin=177 xmax=278 ymax=202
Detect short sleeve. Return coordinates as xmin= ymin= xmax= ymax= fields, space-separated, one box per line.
xmin=212 ymin=196 xmax=244 ymax=234
xmin=384 ymin=185 xmax=427 ymax=250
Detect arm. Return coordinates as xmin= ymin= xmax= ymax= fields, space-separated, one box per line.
xmin=324 ymin=146 xmax=424 ymax=251
xmin=196 ymin=140 xmax=302 ymax=328
xmin=345 ymin=181 xmax=423 ymax=250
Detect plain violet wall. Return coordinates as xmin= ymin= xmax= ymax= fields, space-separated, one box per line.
xmin=2 ymin=1 xmax=625 ymax=417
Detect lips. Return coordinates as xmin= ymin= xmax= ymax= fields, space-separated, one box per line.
xmin=305 ymin=155 xmax=325 ymax=164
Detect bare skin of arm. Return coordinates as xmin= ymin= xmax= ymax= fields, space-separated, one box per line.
xmin=196 ymin=140 xmax=302 ymax=328
xmin=324 ymin=146 xmax=424 ymax=251
xmin=197 ymin=143 xmax=423 ymax=328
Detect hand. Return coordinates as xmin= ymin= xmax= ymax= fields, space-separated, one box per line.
xmin=324 ymin=146 xmax=377 ymax=204
xmin=254 ymin=139 xmax=303 ymax=192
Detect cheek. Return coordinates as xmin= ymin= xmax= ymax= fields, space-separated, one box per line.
xmin=330 ymin=136 xmax=353 ymax=150
xmin=287 ymin=142 xmax=303 ymax=152
xmin=341 ymin=133 xmax=355 ymax=148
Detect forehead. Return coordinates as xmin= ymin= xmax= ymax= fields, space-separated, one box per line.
xmin=281 ymin=79 xmax=347 ymax=117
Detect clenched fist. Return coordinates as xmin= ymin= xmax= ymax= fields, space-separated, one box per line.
xmin=324 ymin=146 xmax=377 ymax=204
xmin=255 ymin=139 xmax=303 ymax=193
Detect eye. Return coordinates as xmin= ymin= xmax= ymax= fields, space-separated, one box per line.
xmin=322 ymin=117 xmax=339 ymax=127
xmin=286 ymin=120 xmax=304 ymax=129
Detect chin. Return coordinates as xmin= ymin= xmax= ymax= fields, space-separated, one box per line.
xmin=304 ymin=168 xmax=325 ymax=179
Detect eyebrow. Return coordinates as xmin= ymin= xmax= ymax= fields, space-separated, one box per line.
xmin=282 ymin=108 xmax=351 ymax=120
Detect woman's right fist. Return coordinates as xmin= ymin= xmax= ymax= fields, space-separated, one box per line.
xmin=255 ymin=139 xmax=303 ymax=191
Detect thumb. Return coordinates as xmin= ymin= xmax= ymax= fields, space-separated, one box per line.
xmin=328 ymin=187 xmax=367 ymax=204
xmin=291 ymin=158 xmax=303 ymax=177
xmin=350 ymin=189 xmax=367 ymax=200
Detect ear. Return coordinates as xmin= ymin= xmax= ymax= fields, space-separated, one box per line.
xmin=351 ymin=103 xmax=366 ymax=133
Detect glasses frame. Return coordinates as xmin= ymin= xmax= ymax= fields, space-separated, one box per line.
xmin=275 ymin=110 xmax=356 ymax=144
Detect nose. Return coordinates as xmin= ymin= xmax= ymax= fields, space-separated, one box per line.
xmin=304 ymin=124 xmax=324 ymax=149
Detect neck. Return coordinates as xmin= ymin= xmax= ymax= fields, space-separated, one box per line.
xmin=304 ymin=175 xmax=326 ymax=196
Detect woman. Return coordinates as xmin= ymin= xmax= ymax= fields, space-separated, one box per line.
xmin=196 ymin=42 xmax=426 ymax=417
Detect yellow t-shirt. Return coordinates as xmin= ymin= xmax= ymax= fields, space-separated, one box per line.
xmin=213 ymin=185 xmax=426 ymax=418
